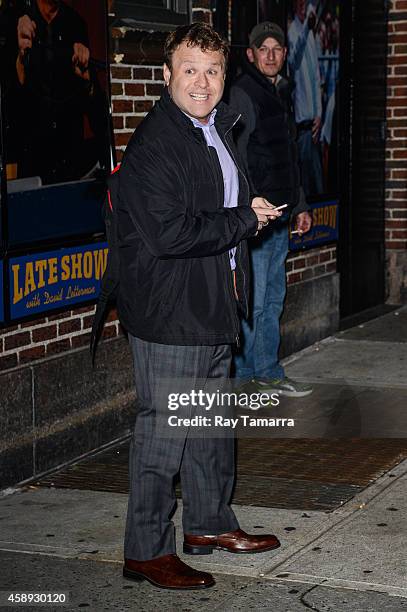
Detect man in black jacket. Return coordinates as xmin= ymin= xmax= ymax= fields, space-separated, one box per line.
xmin=118 ymin=23 xmax=281 ymax=590
xmin=230 ymin=22 xmax=313 ymax=398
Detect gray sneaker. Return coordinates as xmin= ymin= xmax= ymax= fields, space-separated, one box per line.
xmin=255 ymin=377 xmax=313 ymax=398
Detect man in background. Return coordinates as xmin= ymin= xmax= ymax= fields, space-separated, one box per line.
xmin=230 ymin=21 xmax=313 ymax=397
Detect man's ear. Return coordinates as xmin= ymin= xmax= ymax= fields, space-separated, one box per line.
xmin=163 ymin=63 xmax=171 ymax=86
xmin=246 ymin=48 xmax=255 ymax=64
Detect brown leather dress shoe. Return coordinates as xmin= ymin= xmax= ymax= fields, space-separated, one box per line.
xmin=123 ymin=554 xmax=215 ymax=589
xmin=183 ymin=528 xmax=280 ymax=555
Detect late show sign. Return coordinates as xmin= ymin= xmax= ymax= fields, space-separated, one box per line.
xmin=9 ymin=242 xmax=108 ymax=319
xmin=289 ymin=200 xmax=339 ymax=251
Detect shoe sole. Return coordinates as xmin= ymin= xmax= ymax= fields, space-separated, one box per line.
xmin=275 ymin=389 xmax=313 ymax=398
xmin=258 ymin=387 xmax=313 ymax=398
xmin=123 ymin=567 xmax=215 ymax=590
xmin=183 ymin=541 xmax=281 ymax=555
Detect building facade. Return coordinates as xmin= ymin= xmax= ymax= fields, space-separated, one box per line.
xmin=0 ymin=0 xmax=406 ymax=488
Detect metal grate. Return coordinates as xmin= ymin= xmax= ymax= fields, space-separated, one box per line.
xmin=34 ymin=438 xmax=407 ymax=512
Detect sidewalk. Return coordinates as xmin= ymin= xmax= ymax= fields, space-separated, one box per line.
xmin=1 ymin=307 xmax=407 ymax=611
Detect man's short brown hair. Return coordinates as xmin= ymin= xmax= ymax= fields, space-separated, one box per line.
xmin=164 ymin=22 xmax=229 ymax=70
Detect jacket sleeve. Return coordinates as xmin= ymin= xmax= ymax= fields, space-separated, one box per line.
xmin=119 ymin=140 xmax=258 ymax=259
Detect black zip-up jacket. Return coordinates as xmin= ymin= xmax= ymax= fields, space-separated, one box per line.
xmin=229 ymin=62 xmax=308 ymax=215
xmin=117 ymin=88 xmax=258 ymax=345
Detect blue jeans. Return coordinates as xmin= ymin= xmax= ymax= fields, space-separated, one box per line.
xmin=235 ymin=224 xmax=288 ymax=380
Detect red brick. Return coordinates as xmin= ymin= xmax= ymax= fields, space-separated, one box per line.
xmin=386 ymin=138 xmax=407 ymax=147
xmin=395 ymin=1 xmax=407 ymax=9
xmin=387 ymin=97 xmax=407 ymax=106
xmin=154 ymin=68 xmax=164 ymax=81
xmin=59 ymin=319 xmax=81 ymax=335
xmin=113 ymin=100 xmax=133 ymax=113
xmin=387 ymin=56 xmax=407 ymax=65
xmin=32 ymin=325 xmax=57 ymax=342
xmin=126 ymin=116 xmax=144 ymax=129
xmin=391 ymin=167 xmax=407 ymax=179
xmin=392 ymin=230 xmax=407 ymax=238
xmin=393 ymin=129 xmax=407 ymax=138
xmin=287 ymin=272 xmax=302 ymax=284
xmin=386 ymin=199 xmax=407 ymax=208
xmin=293 ymin=258 xmax=306 ymax=270
xmin=82 ymin=315 xmax=94 ymax=330
xmin=133 ymin=67 xmax=153 ymax=79
xmin=71 ymin=333 xmax=91 ymax=349
xmin=0 ymin=324 xmax=19 ymax=334
xmin=0 ymin=353 xmax=18 ymax=371
xmin=395 ymin=22 xmax=407 ymax=32
xmin=306 ymin=255 xmax=319 ymax=266
xmin=393 ymin=86 xmax=407 ymax=97
xmin=113 ymin=116 xmax=124 ymax=129
xmin=46 ymin=339 xmax=71 ymax=355
xmin=5 ymin=332 xmax=31 ymax=350
xmin=146 ymin=83 xmax=164 ymax=96
xmin=115 ymin=132 xmax=132 ymax=147
xmin=386 ymin=240 xmax=407 ymax=248
xmin=111 ymin=82 xmax=123 ymax=96
xmin=47 ymin=311 xmax=72 ymax=322
xmin=393 ymin=149 xmax=407 ymax=157
xmin=73 ymin=305 xmax=95 ymax=315
xmin=319 ymin=251 xmax=331 ymax=263
xmin=21 ymin=318 xmax=47 ymax=328
xmin=386 ymin=220 xmax=406 ymax=228
xmin=395 ymin=65 xmax=407 ymax=75
xmin=116 ymin=149 xmax=124 ymax=162
xmin=133 ymin=100 xmax=153 ymax=113
xmin=111 ymin=66 xmax=132 ymax=79
xmin=125 ymin=83 xmax=145 ymax=96
xmin=102 ymin=325 xmax=118 ymax=339
xmin=19 ymin=346 xmax=46 ymax=364
xmin=388 ymin=33 xmax=407 ymax=44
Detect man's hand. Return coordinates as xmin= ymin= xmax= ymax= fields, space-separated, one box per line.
xmin=72 ymin=42 xmax=90 ymax=80
xmin=16 ymin=15 xmax=36 ymax=84
xmin=312 ymin=116 xmax=321 ymax=143
xmin=251 ymin=197 xmax=282 ymax=232
xmin=17 ymin=15 xmax=36 ymax=56
xmin=295 ymin=211 xmax=312 ymax=235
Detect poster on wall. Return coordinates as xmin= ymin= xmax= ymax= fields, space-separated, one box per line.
xmin=9 ymin=242 xmax=108 ymax=320
xmin=287 ymin=0 xmax=339 ymax=199
xmin=2 ymin=0 xmax=111 ymax=187
xmin=289 ymin=199 xmax=338 ymax=250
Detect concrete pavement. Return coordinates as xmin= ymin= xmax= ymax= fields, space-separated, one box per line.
xmin=1 ymin=307 xmax=406 ymax=611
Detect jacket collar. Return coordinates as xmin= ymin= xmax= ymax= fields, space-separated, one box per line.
xmin=243 ymin=60 xmax=289 ymax=94
xmin=158 ymin=86 xmax=240 ymax=138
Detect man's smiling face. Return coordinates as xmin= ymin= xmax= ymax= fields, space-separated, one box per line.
xmin=163 ymin=42 xmax=226 ymax=124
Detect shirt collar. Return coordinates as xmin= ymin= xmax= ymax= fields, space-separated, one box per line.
xmin=184 ymin=107 xmax=217 ymax=129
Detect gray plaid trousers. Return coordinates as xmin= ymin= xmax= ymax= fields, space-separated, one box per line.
xmin=124 ymin=335 xmax=239 ymax=561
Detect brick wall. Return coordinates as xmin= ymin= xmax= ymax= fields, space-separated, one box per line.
xmin=385 ymin=0 xmax=407 ymax=303
xmin=0 ymin=306 xmax=121 ymax=372
xmin=287 ymin=246 xmax=337 ymax=286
